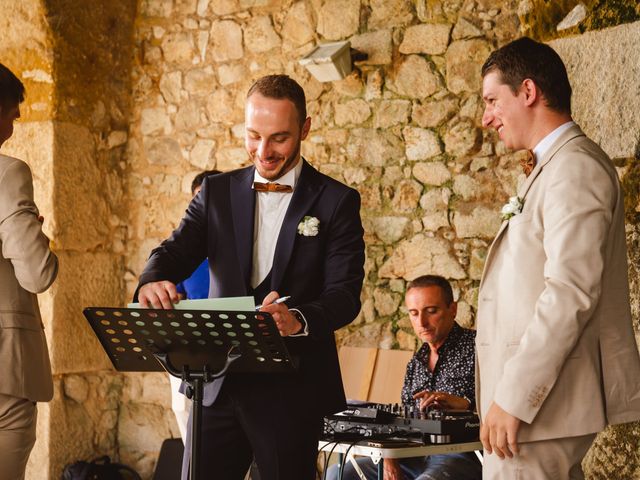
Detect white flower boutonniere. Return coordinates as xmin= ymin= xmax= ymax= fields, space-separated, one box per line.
xmin=501 ymin=196 xmax=523 ymax=221
xmin=297 ymin=216 xmax=320 ymax=236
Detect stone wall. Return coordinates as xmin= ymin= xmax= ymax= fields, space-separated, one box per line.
xmin=0 ymin=0 xmax=136 ymax=477
xmin=123 ymin=1 xmax=640 ymax=477
xmin=0 ymin=0 xmax=639 ymax=478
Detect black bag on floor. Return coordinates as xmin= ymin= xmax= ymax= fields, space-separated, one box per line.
xmin=62 ymin=455 xmax=141 ymax=480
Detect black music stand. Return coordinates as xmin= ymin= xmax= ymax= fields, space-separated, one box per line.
xmin=83 ymin=307 xmax=296 ymax=480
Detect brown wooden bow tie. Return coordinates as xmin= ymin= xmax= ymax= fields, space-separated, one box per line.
xmin=520 ymin=149 xmax=536 ymax=177
xmin=253 ymin=181 xmax=293 ymax=193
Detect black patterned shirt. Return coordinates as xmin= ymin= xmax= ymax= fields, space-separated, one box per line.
xmin=400 ymin=323 xmax=476 ymax=409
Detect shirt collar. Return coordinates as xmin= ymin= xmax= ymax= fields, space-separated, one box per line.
xmin=253 ymin=157 xmax=303 ymax=190
xmin=532 ymin=120 xmax=575 ymax=160
xmin=418 ymin=322 xmax=463 ymax=359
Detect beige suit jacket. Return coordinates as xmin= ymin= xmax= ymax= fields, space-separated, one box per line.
xmin=0 ymin=154 xmax=57 ymax=402
xmin=476 ymin=124 xmax=640 ymax=442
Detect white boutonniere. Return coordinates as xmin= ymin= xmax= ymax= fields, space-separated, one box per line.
xmin=501 ymin=196 xmax=523 ymax=221
xmin=297 ymin=216 xmax=320 ymax=236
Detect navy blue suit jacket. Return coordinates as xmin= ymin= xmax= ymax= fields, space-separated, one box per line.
xmin=137 ymin=160 xmax=365 ymax=414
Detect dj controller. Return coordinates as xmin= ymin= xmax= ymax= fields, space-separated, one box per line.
xmin=323 ymin=403 xmax=480 ymax=445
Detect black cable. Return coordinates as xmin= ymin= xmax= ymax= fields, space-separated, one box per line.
xmin=338 ymin=441 xmax=358 ymax=480
xmin=322 ymin=441 xmax=340 ymax=480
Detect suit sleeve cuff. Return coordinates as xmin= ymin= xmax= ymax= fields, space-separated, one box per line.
xmin=288 ymin=308 xmax=309 ymax=337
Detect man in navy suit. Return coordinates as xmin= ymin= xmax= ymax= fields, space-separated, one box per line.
xmin=136 ymin=75 xmax=365 ymax=480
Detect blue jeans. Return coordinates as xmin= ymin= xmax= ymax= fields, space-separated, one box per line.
xmin=325 ymin=452 xmax=482 ymax=480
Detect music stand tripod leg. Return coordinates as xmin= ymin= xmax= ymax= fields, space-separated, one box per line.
xmin=153 ymin=348 xmax=241 ymax=480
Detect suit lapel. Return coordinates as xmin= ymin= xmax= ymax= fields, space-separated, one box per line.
xmin=480 ymin=125 xmax=587 ymax=289
xmin=271 ymin=160 xmax=324 ymax=289
xmin=230 ymin=167 xmax=256 ymax=291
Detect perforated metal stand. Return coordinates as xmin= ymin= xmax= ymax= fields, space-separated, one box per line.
xmin=84 ymin=307 xmax=296 ymax=480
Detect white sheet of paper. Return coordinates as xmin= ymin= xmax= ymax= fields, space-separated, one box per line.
xmin=127 ymin=296 xmax=255 ymax=311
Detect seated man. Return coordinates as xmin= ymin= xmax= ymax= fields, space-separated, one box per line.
xmin=327 ymin=275 xmax=481 ymax=480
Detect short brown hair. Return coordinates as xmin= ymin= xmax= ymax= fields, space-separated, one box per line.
xmin=482 ymin=37 xmax=572 ymax=115
xmin=246 ymin=75 xmax=307 ymax=126
xmin=406 ymin=275 xmax=454 ymax=306
xmin=0 ymin=63 xmax=25 ymax=110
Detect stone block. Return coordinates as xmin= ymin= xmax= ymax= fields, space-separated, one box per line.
xmin=389 ymin=55 xmax=441 ymax=99
xmin=365 ymin=69 xmax=385 ymax=100
xmin=455 ymin=301 xmax=474 ymax=328
xmin=282 ymin=2 xmax=315 ymax=47
xmin=368 ymin=0 xmax=414 ymax=29
xmin=379 ymin=233 xmax=466 ymax=280
xmin=210 ymin=0 xmax=240 ymax=15
xmin=161 ymin=32 xmax=196 ymax=64
xmin=175 ymin=99 xmax=204 ymax=131
xmin=118 ymin=402 xmax=173 ymax=454
xmin=412 ymin=96 xmax=458 ymax=128
xmin=350 ymin=30 xmax=393 ymax=66
xmin=453 ymin=174 xmax=480 ymax=200
xmin=64 ymin=375 xmax=90 ymax=403
xmin=391 ymin=179 xmax=423 ymax=212
xmin=400 ymin=23 xmax=452 ymax=55
xmin=334 ymin=99 xmax=371 ymax=126
xmin=184 ymin=67 xmax=217 ymax=96
xmin=452 ymin=205 xmax=501 ymax=238
xmin=144 ymin=137 xmax=184 ymax=165
xmin=317 ymin=0 xmax=360 ymax=40
xmin=347 ymin=129 xmax=405 ymax=167
xmin=551 ymin=22 xmax=640 ymax=159
xmin=444 ymin=118 xmax=482 ymax=157
xmin=452 ymin=16 xmax=483 ymax=40
xmin=420 ymin=187 xmax=450 ymax=213
xmin=334 ymin=71 xmax=365 ymax=97
xmin=381 ymin=166 xmax=403 ymax=187
xmin=469 ymin=247 xmax=487 ymax=280
xmin=217 ymin=64 xmax=246 ymax=85
xmin=445 ymin=39 xmax=491 ymax=94
xmin=339 ymin=323 xmax=384 ymax=348
xmin=342 ymin=167 xmax=367 ymax=185
xmin=141 ymin=0 xmax=173 ymax=17
xmin=371 ymin=216 xmax=410 ymax=243
xmin=160 ymin=71 xmax=182 ymax=103
xmin=209 ymin=20 xmax=244 ymax=62
xmin=206 ymin=88 xmax=239 ymax=124
xmin=422 ymin=211 xmax=449 ymax=231
xmin=413 ymin=161 xmax=451 ymax=186
xmin=374 ymin=100 xmax=411 ymax=129
xmin=50 ymin=251 xmax=123 ymax=373
xmin=141 ymin=107 xmax=171 ymax=136
xmin=244 ymin=15 xmax=281 ymax=53
xmin=217 ymin=146 xmax=249 ymax=171
xmin=403 ymin=126 xmax=442 ymax=161
xmin=190 ymin=138 xmax=216 ymax=169
xmin=373 ymin=288 xmax=402 ymax=316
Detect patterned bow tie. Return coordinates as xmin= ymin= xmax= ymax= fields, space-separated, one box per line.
xmin=253 ymin=181 xmax=293 ymax=193
xmin=520 ymin=150 xmax=536 ymax=177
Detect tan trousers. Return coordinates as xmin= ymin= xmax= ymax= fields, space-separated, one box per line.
xmin=0 ymin=393 xmax=37 ymax=480
xmin=483 ymin=433 xmax=596 ymax=480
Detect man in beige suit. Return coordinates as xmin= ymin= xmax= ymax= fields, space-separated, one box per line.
xmin=477 ymin=37 xmax=640 ymax=479
xmin=0 ymin=63 xmax=57 ymax=480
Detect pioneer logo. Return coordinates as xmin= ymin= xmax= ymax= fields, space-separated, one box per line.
xmin=465 ymin=421 xmax=480 ymax=428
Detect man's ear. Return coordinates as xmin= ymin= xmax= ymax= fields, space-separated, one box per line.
xmin=521 ymin=78 xmax=539 ymax=107
xmin=300 ymin=116 xmax=311 ymax=140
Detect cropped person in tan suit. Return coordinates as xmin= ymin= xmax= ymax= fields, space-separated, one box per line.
xmin=477 ymin=37 xmax=640 ymax=479
xmin=0 ymin=63 xmax=58 ymax=480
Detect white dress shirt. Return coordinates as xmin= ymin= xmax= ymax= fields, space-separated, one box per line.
xmin=533 ymin=120 xmax=575 ymax=160
xmin=251 ymin=159 xmax=308 ymax=336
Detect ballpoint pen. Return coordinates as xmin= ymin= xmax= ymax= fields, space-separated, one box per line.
xmin=255 ymin=295 xmax=291 ymax=310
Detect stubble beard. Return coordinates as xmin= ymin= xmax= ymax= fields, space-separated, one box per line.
xmin=253 ymin=141 xmax=301 ymax=181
